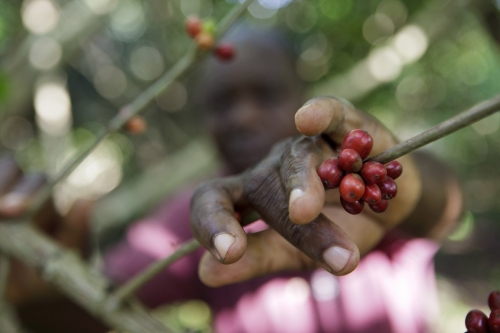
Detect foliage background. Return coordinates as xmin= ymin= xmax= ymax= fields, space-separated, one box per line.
xmin=1 ymin=0 xmax=500 ymax=332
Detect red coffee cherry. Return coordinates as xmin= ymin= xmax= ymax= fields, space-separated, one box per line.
xmin=489 ymin=291 xmax=500 ymax=311
xmin=362 ymin=183 xmax=382 ymax=205
xmin=340 ymin=198 xmax=364 ymax=215
xmin=338 ymin=148 xmax=362 ymax=173
xmin=341 ymin=129 xmax=373 ymax=160
xmin=490 ymin=309 xmax=500 ymax=333
xmin=185 ymin=16 xmax=202 ymax=38
xmin=360 ymin=161 xmax=387 ymax=184
xmin=125 ymin=115 xmax=147 ymax=134
xmin=317 ymin=158 xmax=345 ymax=189
xmin=385 ymin=160 xmax=403 ymax=180
xmin=369 ymin=200 xmax=389 ymax=213
xmin=377 ymin=177 xmax=397 ymax=200
xmin=215 ymin=43 xmax=235 ymax=61
xmin=339 ymin=173 xmax=365 ymax=203
xmin=465 ymin=309 xmax=490 ymax=333
xmin=195 ymin=32 xmax=214 ymax=50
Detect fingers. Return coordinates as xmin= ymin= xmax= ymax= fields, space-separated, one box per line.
xmin=295 ymin=96 xmax=397 ymax=156
xmin=190 ymin=176 xmax=249 ymax=264
xmin=244 ymin=166 xmax=360 ymax=275
xmin=198 ymin=228 xmax=314 ymax=287
xmin=279 ymin=136 xmax=325 ymax=224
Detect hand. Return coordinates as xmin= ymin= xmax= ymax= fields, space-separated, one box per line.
xmin=190 ymin=97 xmax=422 ymax=287
xmin=0 ymin=155 xmax=92 ymax=305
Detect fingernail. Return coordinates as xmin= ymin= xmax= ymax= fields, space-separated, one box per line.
xmin=289 ymin=188 xmax=304 ymax=206
xmin=323 ymin=246 xmax=352 ymax=273
xmin=214 ymin=233 xmax=236 ymax=262
xmin=296 ymin=103 xmax=312 ymax=115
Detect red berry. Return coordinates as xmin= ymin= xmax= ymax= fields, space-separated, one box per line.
xmin=489 ymin=291 xmax=500 ymax=311
xmin=490 ymin=309 xmax=500 ymax=333
xmin=317 ymin=158 xmax=345 ymax=189
xmin=362 ymin=183 xmax=382 ymax=205
xmin=340 ymin=198 xmax=364 ymax=215
xmin=360 ymin=161 xmax=387 ymax=184
xmin=369 ymin=200 xmax=389 ymax=213
xmin=215 ymin=43 xmax=235 ymax=61
xmin=185 ymin=16 xmax=202 ymax=38
xmin=195 ymin=32 xmax=214 ymax=50
xmin=385 ymin=160 xmax=403 ymax=180
xmin=465 ymin=309 xmax=490 ymax=333
xmin=338 ymin=148 xmax=362 ymax=173
xmin=341 ymin=129 xmax=373 ymax=160
xmin=377 ymin=177 xmax=397 ymax=200
xmin=125 ymin=115 xmax=147 ymax=134
xmin=339 ymin=173 xmax=365 ymax=203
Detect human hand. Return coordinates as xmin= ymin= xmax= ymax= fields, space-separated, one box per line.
xmin=0 ymin=155 xmax=92 ymax=305
xmin=190 ymin=96 xmax=422 ymax=287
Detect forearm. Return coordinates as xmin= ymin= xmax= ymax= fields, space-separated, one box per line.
xmin=397 ymin=152 xmax=463 ymax=240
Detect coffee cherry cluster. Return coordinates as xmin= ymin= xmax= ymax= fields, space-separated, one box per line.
xmin=317 ymin=129 xmax=403 ymax=215
xmin=464 ymin=290 xmax=500 ymax=333
xmin=184 ymin=16 xmax=235 ymax=61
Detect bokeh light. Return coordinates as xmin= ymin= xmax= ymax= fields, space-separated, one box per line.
xmin=22 ymin=0 xmax=60 ymax=35
xmin=319 ymin=0 xmax=352 ymax=21
xmin=285 ymin=1 xmax=317 ymax=33
xmin=83 ymin=0 xmax=117 ymax=15
xmin=93 ymin=65 xmax=128 ymax=99
xmin=368 ymin=46 xmax=402 ymax=82
xmin=109 ymin=0 xmax=146 ymax=41
xmin=248 ymin=1 xmax=278 ymax=20
xmin=156 ymin=81 xmax=188 ymax=112
xmin=29 ymin=36 xmax=62 ymax=70
xmin=393 ymin=25 xmax=428 ymax=64
xmin=34 ymin=79 xmax=72 ymax=135
xmin=129 ymin=45 xmax=164 ymax=81
xmin=177 ymin=300 xmax=211 ymax=330
xmin=363 ymin=13 xmax=395 ymax=45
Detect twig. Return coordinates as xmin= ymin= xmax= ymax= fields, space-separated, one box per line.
xmin=107 ymin=239 xmax=201 ymax=310
xmin=27 ymin=0 xmax=254 ymax=216
xmin=369 ymin=95 xmax=500 ymax=164
xmin=0 ymin=222 xmax=171 ymax=333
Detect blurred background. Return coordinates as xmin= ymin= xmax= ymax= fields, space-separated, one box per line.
xmin=1 ymin=0 xmax=500 ymax=332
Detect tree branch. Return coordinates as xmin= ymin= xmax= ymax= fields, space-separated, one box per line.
xmin=107 ymin=238 xmax=201 ymax=310
xmin=369 ymin=94 xmax=500 ymax=164
xmin=0 ymin=222 xmax=172 ymax=333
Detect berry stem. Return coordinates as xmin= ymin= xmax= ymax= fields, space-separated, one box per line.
xmin=368 ymin=94 xmax=500 ymax=164
xmin=107 ymin=238 xmax=201 ymax=310
xmin=26 ymin=0 xmax=254 ymax=218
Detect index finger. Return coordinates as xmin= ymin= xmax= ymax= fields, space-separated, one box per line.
xmin=294 ymin=96 xmax=396 ymax=156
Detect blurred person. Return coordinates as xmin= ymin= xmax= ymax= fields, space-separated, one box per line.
xmin=0 ymin=25 xmax=463 ymax=333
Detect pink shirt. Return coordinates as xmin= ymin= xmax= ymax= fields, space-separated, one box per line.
xmin=104 ymin=187 xmax=439 ymax=333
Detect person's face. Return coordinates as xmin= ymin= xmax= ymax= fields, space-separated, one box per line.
xmin=202 ymin=38 xmax=304 ymax=174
